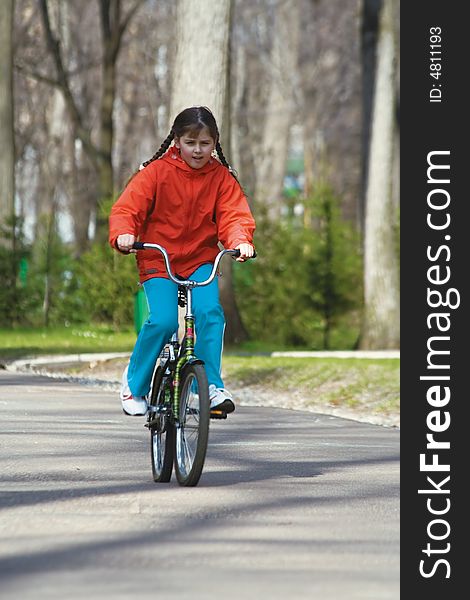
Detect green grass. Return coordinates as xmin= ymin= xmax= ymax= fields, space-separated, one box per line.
xmin=0 ymin=325 xmax=137 ymax=360
xmin=222 ymin=356 xmax=400 ymax=417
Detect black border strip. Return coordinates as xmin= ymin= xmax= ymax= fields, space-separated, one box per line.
xmin=401 ymin=2 xmax=466 ymax=594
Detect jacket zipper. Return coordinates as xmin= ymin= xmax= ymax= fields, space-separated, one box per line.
xmin=179 ymin=174 xmax=195 ymax=256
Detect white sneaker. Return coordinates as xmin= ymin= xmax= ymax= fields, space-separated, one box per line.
xmin=209 ymin=384 xmax=235 ymax=414
xmin=120 ymin=365 xmax=148 ymax=416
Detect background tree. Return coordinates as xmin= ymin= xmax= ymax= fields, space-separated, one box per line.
xmin=38 ymin=0 xmax=144 ymax=243
xmin=360 ymin=0 xmax=382 ymax=229
xmin=170 ymin=0 xmax=248 ymax=344
xmin=299 ymin=0 xmax=363 ymax=224
xmin=0 ymin=0 xmax=22 ymax=327
xmin=6 ymin=0 xmax=401 ymax=350
xmin=230 ymin=0 xmax=272 ymax=199
xmin=360 ymin=0 xmax=400 ymax=349
xmin=0 ymin=0 xmax=16 ymax=247
xmin=233 ymin=187 xmax=362 ymax=349
xmin=254 ymin=0 xmax=300 ymax=220
xmin=306 ymin=185 xmax=363 ymax=349
xmin=170 ymin=0 xmax=230 ymax=122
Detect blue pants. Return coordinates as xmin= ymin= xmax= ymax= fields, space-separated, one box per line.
xmin=127 ymin=263 xmax=225 ymax=396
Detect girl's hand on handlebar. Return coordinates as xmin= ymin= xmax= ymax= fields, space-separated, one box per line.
xmin=234 ymin=243 xmax=255 ymax=262
xmin=117 ymin=233 xmax=137 ymax=253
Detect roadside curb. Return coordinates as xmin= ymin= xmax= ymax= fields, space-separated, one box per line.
xmin=4 ymin=352 xmax=131 ymax=371
xmin=3 ymin=349 xmax=399 ymax=372
xmin=270 ymin=350 xmax=400 ymax=358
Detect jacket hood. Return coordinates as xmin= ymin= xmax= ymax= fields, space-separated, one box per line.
xmin=160 ymin=145 xmax=221 ymax=175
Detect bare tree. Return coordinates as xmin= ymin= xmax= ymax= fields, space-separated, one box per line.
xmin=38 ymin=0 xmax=144 ymax=242
xmin=299 ymin=0 xmax=362 ymax=223
xmin=360 ymin=0 xmax=381 ymax=229
xmin=230 ymin=0 xmax=273 ymax=199
xmin=360 ymin=0 xmax=399 ymax=349
xmin=254 ymin=0 xmax=300 ymax=220
xmin=0 ymin=0 xmax=16 ymax=247
xmin=14 ymin=1 xmax=174 ymax=253
xmin=114 ymin=0 xmax=176 ymax=189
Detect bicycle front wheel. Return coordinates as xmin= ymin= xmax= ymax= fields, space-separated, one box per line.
xmin=149 ymin=365 xmax=174 ymax=483
xmin=174 ymin=364 xmax=210 ymax=487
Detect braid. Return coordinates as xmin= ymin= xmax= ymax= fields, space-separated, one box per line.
xmin=123 ymin=129 xmax=174 ymax=187
xmin=215 ymin=141 xmax=239 ymax=181
xmin=142 ymin=129 xmax=175 ymax=168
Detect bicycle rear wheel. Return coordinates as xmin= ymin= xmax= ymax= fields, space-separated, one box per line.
xmin=148 ymin=365 xmax=174 ymax=483
xmin=174 ymin=364 xmax=210 ymax=487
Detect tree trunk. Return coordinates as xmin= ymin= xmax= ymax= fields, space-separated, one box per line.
xmin=95 ymin=32 xmax=118 ymax=243
xmin=171 ymin=0 xmax=248 ymax=344
xmin=170 ymin=0 xmax=230 ymax=121
xmin=254 ymin=0 xmax=300 ymax=220
xmin=69 ymin=130 xmax=93 ymax=255
xmin=42 ymin=207 xmax=57 ymax=327
xmin=300 ymin=0 xmax=363 ymax=224
xmin=218 ymin=108 xmax=249 ymax=357
xmin=0 ymin=0 xmax=15 ymax=247
xmin=360 ymin=0 xmax=382 ymax=231
xmin=360 ymin=0 xmax=400 ymax=349
xmin=230 ymin=43 xmax=256 ymax=199
xmin=38 ymin=0 xmax=144 ymax=243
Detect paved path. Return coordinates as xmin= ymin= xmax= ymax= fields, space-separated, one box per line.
xmin=0 ymin=370 xmax=399 ymax=599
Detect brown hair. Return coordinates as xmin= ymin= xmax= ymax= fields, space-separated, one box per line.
xmin=140 ymin=106 xmax=238 ymax=179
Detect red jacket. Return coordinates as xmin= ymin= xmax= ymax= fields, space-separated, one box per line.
xmin=109 ymin=148 xmax=256 ymax=282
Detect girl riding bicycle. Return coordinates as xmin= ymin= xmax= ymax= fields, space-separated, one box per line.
xmin=109 ymin=106 xmax=255 ymax=416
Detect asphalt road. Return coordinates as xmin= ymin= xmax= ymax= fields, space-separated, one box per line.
xmin=0 ymin=370 xmax=400 ymax=599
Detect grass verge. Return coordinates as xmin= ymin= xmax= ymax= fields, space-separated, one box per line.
xmin=0 ymin=325 xmax=136 ymax=360
xmin=223 ymin=356 xmax=400 ymax=421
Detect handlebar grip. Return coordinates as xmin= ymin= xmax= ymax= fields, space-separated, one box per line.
xmin=132 ymin=242 xmax=257 ymax=259
xmin=232 ymin=249 xmax=257 ymax=259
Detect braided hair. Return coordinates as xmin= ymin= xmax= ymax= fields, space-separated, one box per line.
xmin=141 ymin=106 xmax=238 ymax=180
xmin=141 ymin=129 xmax=175 ymax=168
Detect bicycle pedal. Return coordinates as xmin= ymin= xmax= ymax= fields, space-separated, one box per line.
xmin=210 ymin=409 xmax=227 ymax=420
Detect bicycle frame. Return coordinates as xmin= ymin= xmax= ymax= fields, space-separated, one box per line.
xmin=172 ymin=288 xmax=198 ymax=421
xmin=133 ymin=242 xmax=243 ymax=424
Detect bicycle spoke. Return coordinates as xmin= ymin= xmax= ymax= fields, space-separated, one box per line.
xmin=149 ymin=366 xmax=174 ymax=483
xmin=174 ymin=366 xmax=209 ymax=486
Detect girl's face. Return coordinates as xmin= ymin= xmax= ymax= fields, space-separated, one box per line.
xmin=174 ymin=127 xmax=216 ymax=169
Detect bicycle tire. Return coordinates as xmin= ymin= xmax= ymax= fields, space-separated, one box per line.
xmin=149 ymin=365 xmax=174 ymax=483
xmin=174 ymin=364 xmax=210 ymax=487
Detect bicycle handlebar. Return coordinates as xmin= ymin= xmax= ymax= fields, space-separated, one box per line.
xmin=132 ymin=242 xmax=256 ymax=287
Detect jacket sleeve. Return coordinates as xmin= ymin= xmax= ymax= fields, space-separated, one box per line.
xmin=108 ymin=165 xmax=157 ymax=250
xmin=215 ymin=171 xmax=256 ymax=249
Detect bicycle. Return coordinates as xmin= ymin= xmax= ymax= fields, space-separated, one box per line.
xmin=132 ymin=242 xmax=254 ymax=487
